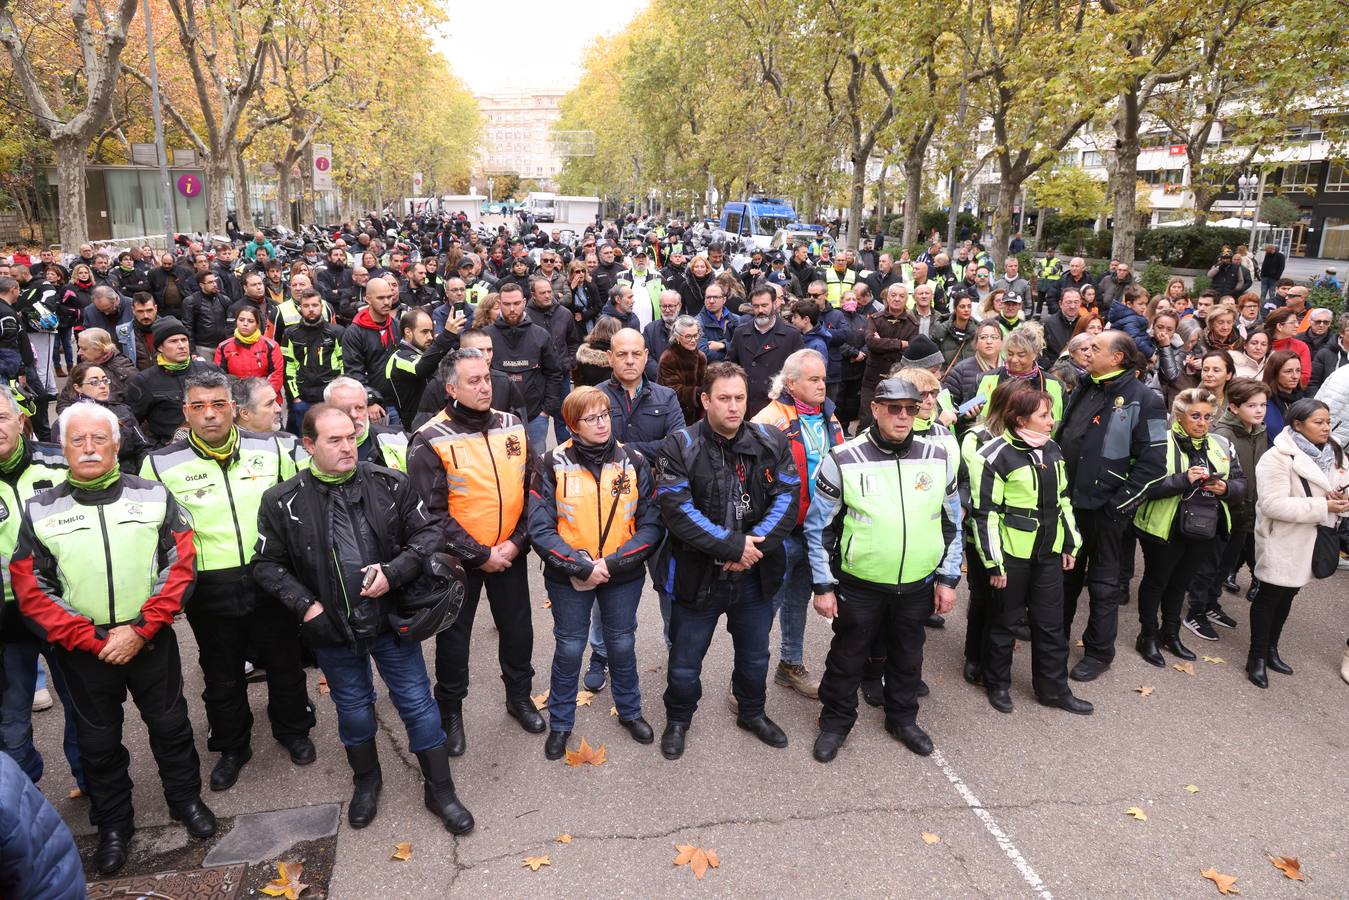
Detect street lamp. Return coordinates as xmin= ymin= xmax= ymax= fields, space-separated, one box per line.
xmin=1237 ymin=172 xmax=1257 ymax=225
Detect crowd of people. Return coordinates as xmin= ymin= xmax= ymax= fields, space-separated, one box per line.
xmin=0 ymin=214 xmax=1347 ymax=890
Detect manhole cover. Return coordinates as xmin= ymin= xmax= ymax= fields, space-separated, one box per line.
xmin=88 ymin=863 xmax=245 ymax=899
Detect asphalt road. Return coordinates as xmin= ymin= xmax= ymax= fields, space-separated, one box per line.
xmin=31 ymin=557 xmax=1349 ymax=898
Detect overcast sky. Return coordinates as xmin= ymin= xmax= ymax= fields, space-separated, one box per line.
xmin=437 ymin=1 xmax=649 ymax=95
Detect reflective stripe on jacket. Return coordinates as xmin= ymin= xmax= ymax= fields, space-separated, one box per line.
xmin=967 ymin=431 xmax=1080 ymax=574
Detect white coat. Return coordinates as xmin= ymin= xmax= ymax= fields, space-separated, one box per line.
xmin=1254 ymin=427 xmax=1349 ymax=588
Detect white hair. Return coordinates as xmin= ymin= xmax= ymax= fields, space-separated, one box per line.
xmin=323 ymin=376 xmax=367 ymax=403
xmin=768 ymin=348 xmax=826 ymax=401
xmin=672 ymin=315 xmax=700 ymax=337
xmin=58 ymin=402 xmax=122 ymax=447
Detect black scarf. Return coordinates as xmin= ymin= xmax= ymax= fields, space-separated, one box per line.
xmin=446 ymin=400 xmax=492 ymax=433
xmin=572 ymin=433 xmax=616 ymax=475
xmin=868 ymin=427 xmax=915 ymax=456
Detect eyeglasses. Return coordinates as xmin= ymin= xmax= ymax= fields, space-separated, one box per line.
xmin=80 ymin=377 xmax=111 ymax=387
xmin=1185 ymin=412 xmax=1215 ymax=422
xmin=578 ymin=412 xmax=610 ymax=427
xmin=187 ymin=400 xmax=232 ymax=414
xmin=878 ymin=402 xmax=919 ymax=417
xmin=917 ymin=389 xmax=938 ymax=400
xmin=807 ymin=291 xmax=825 ymax=298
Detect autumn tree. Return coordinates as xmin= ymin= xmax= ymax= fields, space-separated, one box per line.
xmin=0 ymin=0 xmax=140 ymax=246
xmin=124 ymin=0 xmax=275 ymax=235
xmin=964 ymin=0 xmax=1125 ymax=265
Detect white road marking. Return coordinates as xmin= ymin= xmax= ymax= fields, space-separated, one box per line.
xmin=931 ymin=747 xmax=1054 ymax=899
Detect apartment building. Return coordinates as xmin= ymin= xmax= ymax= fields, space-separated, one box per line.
xmin=476 ymin=90 xmax=567 ymax=188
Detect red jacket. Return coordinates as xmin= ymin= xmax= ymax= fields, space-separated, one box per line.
xmin=215 ymin=335 xmax=284 ymax=400
xmin=1272 ymin=336 xmax=1312 ymax=388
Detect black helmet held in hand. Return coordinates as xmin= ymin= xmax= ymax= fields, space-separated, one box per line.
xmin=388 ymin=552 xmax=465 ymax=642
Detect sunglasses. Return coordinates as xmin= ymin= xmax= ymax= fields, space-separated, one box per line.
xmin=877 ymin=402 xmax=919 ymax=416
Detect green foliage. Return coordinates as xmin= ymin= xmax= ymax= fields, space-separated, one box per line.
xmin=1088 ymin=231 xmax=1113 ymax=261
xmin=1135 ymin=225 xmax=1252 ymax=268
xmin=1308 ymin=285 xmax=1345 ymax=315
xmin=917 ymin=209 xmax=978 ymax=238
xmin=1192 ymin=275 xmax=1212 ymax=295
xmin=1028 ymin=168 xmax=1108 ymax=220
xmin=1139 ymin=261 xmax=1171 ymax=297
xmin=1258 ymin=195 xmax=1301 ymax=228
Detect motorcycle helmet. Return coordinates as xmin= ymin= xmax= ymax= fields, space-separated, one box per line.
xmin=388 ymin=552 xmax=465 ymax=642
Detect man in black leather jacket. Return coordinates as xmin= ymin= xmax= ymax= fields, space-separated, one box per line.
xmin=252 ymin=404 xmax=474 ymax=836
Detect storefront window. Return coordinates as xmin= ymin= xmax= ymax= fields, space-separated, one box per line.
xmin=103 ymin=169 xmax=208 ymax=238
xmin=1321 ymin=218 xmax=1349 ymax=260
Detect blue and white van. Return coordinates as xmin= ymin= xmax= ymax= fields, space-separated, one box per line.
xmin=718 ymin=197 xmax=797 ymax=251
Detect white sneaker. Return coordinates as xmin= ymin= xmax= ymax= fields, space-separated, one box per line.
xmin=32 ymin=688 xmax=53 ymax=712
xmin=1341 ymin=645 xmax=1349 ymax=685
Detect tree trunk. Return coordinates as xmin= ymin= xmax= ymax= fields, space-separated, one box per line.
xmin=875 ymin=160 xmax=889 ymax=225
xmin=991 ymin=178 xmax=1017 ymax=269
xmin=1034 ymin=205 xmax=1046 ymax=246
xmin=946 ymin=169 xmax=963 ymax=248
xmin=901 ymin=152 xmax=923 ymax=248
xmin=204 ymin=155 xmax=230 ymax=236
xmin=234 ymin=155 xmax=254 ymax=230
xmin=846 ymin=152 xmax=866 ymax=249
xmin=275 ymin=158 xmax=293 ymax=231
xmin=1110 ymin=88 xmax=1142 ymax=265
xmin=53 ymin=135 xmax=89 ymax=248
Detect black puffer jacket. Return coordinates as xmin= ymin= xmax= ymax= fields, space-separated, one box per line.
xmin=252 ymin=463 xmax=442 ymax=647
xmin=486 ymin=314 xmax=562 ymax=419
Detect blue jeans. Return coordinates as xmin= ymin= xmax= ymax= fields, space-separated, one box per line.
xmin=553 ymin=376 xmax=573 ymax=443
xmin=547 ymin=576 xmax=643 ymax=731
xmin=526 ymin=413 xmax=550 ymax=452
xmin=313 ymin=632 xmax=444 ymax=752
xmin=1 ymin=640 xmax=84 ymax=788
xmin=287 ymin=399 xmax=312 ymax=435
xmin=664 ymin=574 xmax=773 ymax=724
xmin=55 ymin=326 xmax=74 ymax=369
xmin=1260 ymin=277 xmax=1279 ymax=304
xmin=590 ymin=556 xmax=672 ymax=656
xmin=771 ymin=531 xmax=811 ymax=666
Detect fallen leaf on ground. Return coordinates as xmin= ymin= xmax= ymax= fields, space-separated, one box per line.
xmin=575 ymin=690 xmax=595 ymax=707
xmin=1201 ymin=867 xmax=1240 ymax=894
xmin=261 ymin=861 xmax=308 ymax=898
xmin=1269 ymin=856 xmax=1305 ymax=881
xmin=1173 ymin=662 xmax=1196 ymax=676
xmin=67 ymin=787 xmax=83 ymax=799
xmin=1125 ymin=806 xmax=1148 ymax=821
xmin=609 ymin=706 xmax=618 ymax=717
xmin=564 ymin=738 xmax=607 ymax=767
xmin=1135 ymin=685 xmax=1154 ymax=696
xmin=1201 ymin=655 xmax=1224 ymax=664
xmin=1075 ymin=639 xmax=1085 ymax=648
xmin=541 ymin=599 xmax=551 ymax=608
xmin=674 ymin=844 xmax=720 ymax=880
xmin=921 ymin=832 xmax=941 ymax=844
xmin=317 ymin=676 xmax=329 ymax=695
xmin=390 ymin=841 xmax=412 ymax=861
xmin=556 ymin=833 xmax=573 ymax=844
xmin=521 ymin=855 xmax=551 ymax=872
xmin=532 ymin=691 xmax=549 ymax=710
xmin=1185 ymin=784 xmax=1200 ymax=794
